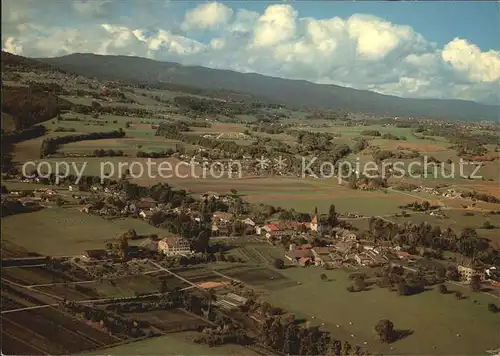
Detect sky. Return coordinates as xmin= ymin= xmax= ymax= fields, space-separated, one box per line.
xmin=2 ymin=0 xmax=500 ymax=104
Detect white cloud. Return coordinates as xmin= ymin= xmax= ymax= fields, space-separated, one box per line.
xmin=181 ymin=2 xmax=233 ymax=31
xmin=2 ymin=1 xmax=499 ymax=104
xmin=442 ymin=38 xmax=500 ymax=83
xmin=3 ymin=37 xmax=23 ymax=55
xmin=251 ymin=5 xmax=298 ymax=47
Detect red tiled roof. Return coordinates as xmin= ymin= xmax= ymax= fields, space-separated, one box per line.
xmin=313 ymin=247 xmax=331 ymax=255
xmin=298 ymin=244 xmax=312 ymax=250
xmin=285 ymin=221 xmax=305 ymax=229
xmin=298 ymin=257 xmax=312 ymax=264
xmin=266 ymin=223 xmax=280 ymax=232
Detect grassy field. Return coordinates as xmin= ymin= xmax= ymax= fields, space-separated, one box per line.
xmin=2 ymin=207 xmax=163 ymax=256
xmin=86 ymin=332 xmax=260 ymax=355
xmin=171 ymin=177 xmax=415 ymax=216
xmin=264 ymin=267 xmax=500 ymax=355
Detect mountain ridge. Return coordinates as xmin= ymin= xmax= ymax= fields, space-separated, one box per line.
xmin=31 ymin=52 xmax=500 ymax=121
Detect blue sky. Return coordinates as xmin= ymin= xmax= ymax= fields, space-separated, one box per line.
xmin=3 ymin=0 xmax=499 ymax=103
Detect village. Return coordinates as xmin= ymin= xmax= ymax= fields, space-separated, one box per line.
xmin=3 ymin=173 xmax=500 ymax=291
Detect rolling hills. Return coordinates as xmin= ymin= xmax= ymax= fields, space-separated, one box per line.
xmin=38 ymin=53 xmax=499 ymax=122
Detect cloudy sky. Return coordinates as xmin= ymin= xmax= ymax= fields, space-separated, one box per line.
xmin=2 ymin=0 xmax=500 ymax=104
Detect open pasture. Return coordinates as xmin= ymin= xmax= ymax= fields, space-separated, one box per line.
xmin=2 ymin=207 xmax=163 ymax=256
xmin=89 ymin=331 xmax=260 ymax=355
xmin=171 ymin=176 xmax=417 ymax=215
xmin=214 ymin=265 xmax=298 ymax=291
xmin=265 ymin=267 xmax=500 ymax=355
xmin=58 ymin=136 xmax=183 ymax=155
xmin=86 ymin=274 xmax=165 ymax=298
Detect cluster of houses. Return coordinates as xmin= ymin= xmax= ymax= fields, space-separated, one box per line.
xmin=279 ymin=227 xmax=500 ymax=288
xmin=283 ymin=228 xmax=391 ymax=268
xmin=414 ymin=186 xmax=466 ymax=200
xmin=256 ymin=215 xmax=321 ymax=239
xmin=7 ymin=187 xmax=60 ymax=207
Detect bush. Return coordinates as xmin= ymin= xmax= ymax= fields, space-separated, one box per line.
xmin=273 ymin=258 xmax=284 ymax=269
xmin=487 ymin=303 xmax=498 ymax=313
xmin=482 ymin=221 xmax=494 ymax=229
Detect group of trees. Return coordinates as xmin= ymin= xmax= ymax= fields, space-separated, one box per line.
xmin=381 ymin=133 xmax=406 ymax=141
xmin=71 ymin=103 xmax=154 ymax=118
xmin=347 ymin=273 xmax=367 ymax=292
xmin=60 ymin=301 xmax=146 ymax=338
xmin=40 ymin=129 xmax=125 ymax=157
xmin=246 ymin=300 xmax=369 ymax=355
xmin=250 ymin=122 xmax=288 ymax=135
xmin=2 ymin=86 xmax=66 ymax=132
xmin=288 ymin=130 xmax=336 ymax=152
xmin=347 ymin=174 xmax=388 ymax=190
xmin=136 ymin=149 xmax=175 ymax=158
xmin=392 ymin=183 xmax=419 ymax=192
xmin=372 ymin=149 xmax=420 ymax=163
xmin=462 ymin=190 xmax=499 ymax=204
xmin=366 ymin=218 xmax=496 ymax=264
xmin=361 ymin=130 xmax=381 ymax=137
xmin=352 ymin=138 xmax=369 ymax=153
xmin=0 ymin=199 xmax=41 ymax=217
xmin=173 ymin=96 xmax=259 ymax=117
xmin=375 ymin=265 xmax=431 ymax=297
xmin=400 ymin=200 xmax=436 ymax=212
xmin=93 ymin=149 xmax=125 ymax=157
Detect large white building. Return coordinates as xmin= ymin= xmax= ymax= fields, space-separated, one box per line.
xmin=158 ymin=236 xmax=192 ymax=256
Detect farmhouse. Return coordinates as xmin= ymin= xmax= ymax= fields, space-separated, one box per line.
xmin=298 ymin=257 xmax=313 ymax=266
xmin=395 ymin=251 xmax=410 ymax=259
xmin=212 ymin=211 xmax=234 ymax=224
xmin=458 ymin=264 xmax=486 ymax=282
xmin=40 ymin=188 xmax=58 ymax=195
xmin=139 ymin=210 xmax=154 ymax=220
xmin=242 ymin=217 xmax=256 ymax=226
xmin=332 ymin=240 xmax=357 ymax=256
xmin=80 ymin=204 xmax=92 ymax=213
xmin=135 ymin=197 xmax=157 ymax=210
xmin=158 ymin=236 xmax=192 ymax=256
xmin=211 ymin=223 xmax=230 ymax=236
xmin=140 ymin=238 xmax=159 ymax=252
xmin=332 ymin=227 xmax=357 ymax=240
xmin=389 ymin=260 xmax=421 ymax=274
xmin=311 ymin=247 xmax=336 ymax=266
xmin=201 ymin=191 xmax=220 ymax=200
xmin=354 ymin=250 xmax=386 ymax=267
xmin=285 ymin=249 xmax=313 ymax=264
